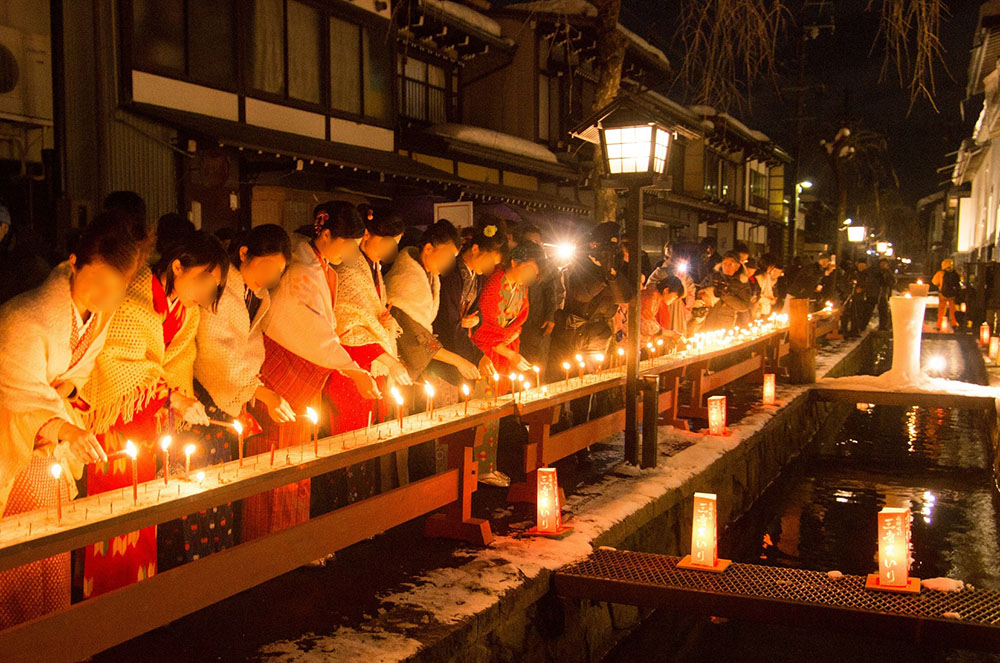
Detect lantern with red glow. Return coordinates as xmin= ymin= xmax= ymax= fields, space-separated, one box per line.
xmin=533 ymin=467 xmax=567 ymax=535
xmin=866 ymin=507 xmax=920 ymax=593
xmin=677 ymin=492 xmax=731 ymax=572
xmin=980 ymin=322 xmax=991 ymax=346
xmin=990 ymin=337 xmax=1000 ymax=361
xmin=707 ymin=395 xmax=726 ymax=435
xmin=762 ymin=374 xmax=776 ymax=405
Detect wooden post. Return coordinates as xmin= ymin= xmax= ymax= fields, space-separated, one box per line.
xmin=507 ymin=406 xmax=559 ymax=504
xmin=624 ymin=182 xmax=643 ymax=466
xmin=788 ymin=297 xmax=816 ymax=383
xmin=424 ymin=427 xmax=493 ymax=545
xmin=640 ymin=375 xmax=659 ymax=469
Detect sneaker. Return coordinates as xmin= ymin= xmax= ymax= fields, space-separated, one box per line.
xmin=479 ymin=470 xmax=511 ymax=487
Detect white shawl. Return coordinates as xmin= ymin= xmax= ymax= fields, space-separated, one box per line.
xmin=334 ymin=252 xmax=400 ymax=376
xmin=0 ymin=263 xmax=111 ymax=512
xmin=264 ymin=235 xmax=359 ymax=371
xmin=195 ymin=267 xmax=269 ymax=417
xmin=384 ymin=246 xmax=439 ymax=334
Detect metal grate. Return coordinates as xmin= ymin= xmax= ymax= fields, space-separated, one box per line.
xmin=554 ymin=549 xmax=1000 ymax=649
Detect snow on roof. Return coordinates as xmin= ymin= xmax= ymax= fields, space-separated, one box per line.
xmin=427 ymin=123 xmax=560 ymax=164
xmin=421 ymin=0 xmax=503 ymax=38
xmin=617 ymin=24 xmax=669 ymax=68
xmin=689 ymin=104 xmax=717 ymax=116
xmin=504 ymin=0 xmax=598 ymax=17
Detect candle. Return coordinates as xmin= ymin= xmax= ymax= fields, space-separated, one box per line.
xmin=595 ymin=353 xmax=605 ymax=376
xmin=184 ymin=443 xmax=195 ymax=480
xmin=707 ymin=395 xmax=726 ymax=435
xmin=269 ymin=443 xmax=276 ymax=467
xmin=532 ymin=365 xmax=541 ymax=386
xmin=196 ymin=470 xmax=205 ymax=486
xmin=873 ymin=507 xmax=917 ymax=590
xmin=492 ymin=372 xmax=500 ymax=406
xmin=423 ymin=381 xmax=435 ymax=418
xmin=522 ymin=380 xmax=531 ymax=403
xmin=980 ymin=322 xmax=991 ymax=346
xmin=508 ymin=373 xmax=517 ymax=402
xmin=395 ymin=392 xmax=405 ymax=430
xmin=305 ymin=407 xmax=319 ymax=456
xmin=50 ymin=463 xmax=62 ymax=522
xmin=762 ymin=373 xmax=777 ymax=405
xmin=462 ymin=383 xmax=471 ymax=416
xmin=125 ymin=440 xmax=138 ymax=504
xmin=562 ymin=361 xmax=571 ymax=387
xmin=575 ymin=354 xmax=584 ymax=380
xmin=617 ymin=346 xmax=625 ymax=369
xmin=160 ymin=435 xmax=171 ymax=485
xmin=688 ymin=492 xmax=720 ymax=568
xmin=232 ymin=419 xmax=244 ymax=466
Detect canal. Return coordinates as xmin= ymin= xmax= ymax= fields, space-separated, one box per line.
xmin=605 ymin=336 xmax=1000 ymax=663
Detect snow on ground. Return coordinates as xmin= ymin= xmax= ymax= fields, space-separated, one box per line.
xmin=922 ymin=577 xmax=966 ymax=592
xmin=254 ymin=338 xmax=864 ymax=662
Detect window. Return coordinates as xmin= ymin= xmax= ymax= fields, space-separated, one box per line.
xmin=249 ymin=0 xmax=285 ymax=95
xmin=721 ymin=160 xmax=737 ymax=204
xmin=249 ymin=0 xmax=321 ymax=103
xmin=703 ymin=150 xmax=720 ymax=199
xmin=749 ymin=166 xmax=768 ymax=210
xmin=131 ymin=0 xmax=236 ymax=88
xmin=329 ymin=17 xmax=392 ymax=122
xmin=398 ymin=55 xmax=448 ymax=123
xmin=287 ymin=1 xmax=322 ymax=103
xmin=537 ymin=73 xmax=560 ymax=141
xmin=667 ymin=139 xmax=685 ymax=193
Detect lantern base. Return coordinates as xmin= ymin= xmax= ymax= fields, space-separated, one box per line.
xmin=865 ymin=574 xmax=921 ymax=594
xmin=703 ymin=429 xmax=732 ymax=437
xmin=677 ymin=554 xmax=731 ymax=573
xmin=524 ymin=525 xmax=574 ymax=539
xmin=762 ymin=399 xmax=783 ymax=408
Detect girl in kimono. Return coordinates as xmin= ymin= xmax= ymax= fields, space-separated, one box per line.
xmin=82 ymin=227 xmax=228 ymax=598
xmin=0 ymin=212 xmax=139 ymax=628
xmin=322 ymin=213 xmax=410 ymax=504
xmin=471 ymin=241 xmax=547 ymax=485
xmin=157 ymin=225 xmax=293 ymax=569
xmin=241 ymin=202 xmax=379 ymax=544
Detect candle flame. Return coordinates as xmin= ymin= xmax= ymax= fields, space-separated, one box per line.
xmin=541 ymin=386 xmax=548 ymax=394
xmin=617 ymin=347 xmax=625 ymax=356
xmin=50 ymin=463 xmax=62 ymax=480
xmin=394 ymin=394 xmax=404 ymax=406
xmin=305 ymin=407 xmax=318 ymax=425
xmin=232 ymin=419 xmax=244 ymax=435
xmin=390 ymin=385 xmax=401 ymax=399
xmin=462 ymin=384 xmax=470 ymax=396
xmin=125 ymin=440 xmax=137 ymax=459
xmin=184 ymin=443 xmax=196 ymax=456
xmin=492 ymin=372 xmax=500 ymax=382
xmin=595 ymin=353 xmax=605 ymax=363
xmin=656 ymin=338 xmax=664 ymax=347
xmin=196 ymin=471 xmax=205 ymax=482
xmin=160 ymin=435 xmax=172 ymax=451
xmin=423 ymin=381 xmax=435 ymax=398
xmin=574 ymin=354 xmax=583 ymax=363
xmin=562 ymin=361 xmax=571 ymax=370
xmin=524 ymin=381 xmax=531 ymax=390
xmin=532 ymin=365 xmax=540 ymax=374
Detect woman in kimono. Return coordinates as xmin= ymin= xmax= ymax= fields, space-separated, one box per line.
xmin=0 ymin=212 xmax=139 ymax=628
xmin=470 ymin=241 xmax=546 ymax=485
xmin=82 ymin=227 xmax=228 ymax=598
xmin=241 ymin=202 xmax=379 ymax=543
xmin=156 ymin=225 xmax=294 ymax=569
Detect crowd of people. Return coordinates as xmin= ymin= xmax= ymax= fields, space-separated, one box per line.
xmin=0 ymin=192 xmax=919 ymax=628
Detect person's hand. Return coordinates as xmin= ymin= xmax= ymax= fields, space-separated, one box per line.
xmin=170 ymin=391 xmax=210 ymax=426
xmin=376 ymin=353 xmax=413 ymax=386
xmin=255 ymin=386 xmax=296 ymax=423
xmin=478 ymin=356 xmax=496 ymax=378
xmin=461 ymin=313 xmax=480 ymax=329
xmin=345 ymin=369 xmax=381 ymax=400
xmin=454 ymin=357 xmax=481 ymax=381
xmin=541 ymin=320 xmax=555 ymax=336
xmin=58 ymin=422 xmax=107 ymax=464
xmin=379 ymin=303 xmax=394 ymax=326
xmin=510 ymin=353 xmax=532 ymax=372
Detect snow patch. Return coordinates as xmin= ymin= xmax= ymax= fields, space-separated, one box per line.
xmin=504 ymin=0 xmax=598 ymax=17
xmin=257 ymin=629 xmax=423 ymax=662
xmin=617 ymin=25 xmax=669 ymax=67
xmin=922 ymin=577 xmax=965 ymax=592
xmin=427 ymin=124 xmax=560 ymax=164
xmin=826 ymin=570 xmax=844 ymax=580
xmin=942 ymin=611 xmax=962 ymax=620
xmin=422 ymin=0 xmax=503 ymax=38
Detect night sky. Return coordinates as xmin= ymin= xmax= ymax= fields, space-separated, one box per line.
xmin=619 ymin=0 xmax=982 ymax=207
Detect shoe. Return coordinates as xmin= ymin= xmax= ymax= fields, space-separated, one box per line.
xmin=479 ymin=470 xmax=511 ymax=487
xmin=306 ymin=552 xmax=335 ymax=568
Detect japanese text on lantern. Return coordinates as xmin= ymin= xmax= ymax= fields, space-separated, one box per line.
xmin=536 ymin=467 xmax=561 ymax=534
xmin=691 ymin=492 xmax=718 ymax=567
xmin=878 ymin=507 xmax=911 ymax=587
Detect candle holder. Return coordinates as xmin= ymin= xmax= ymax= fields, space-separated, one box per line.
xmin=677 ymin=492 xmax=730 ymax=572
xmin=706 ymin=395 xmax=728 ymax=436
xmin=866 ymin=507 xmax=920 ymax=593
xmin=525 ymin=467 xmax=572 ymax=538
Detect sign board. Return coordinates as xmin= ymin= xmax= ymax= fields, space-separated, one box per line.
xmin=433 ymin=201 xmax=474 ymax=228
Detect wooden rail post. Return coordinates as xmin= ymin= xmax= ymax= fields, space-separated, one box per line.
xmin=507 ymin=406 xmax=560 ymax=503
xmin=424 ymin=426 xmax=493 ymax=545
xmin=640 ymin=375 xmax=660 ymax=468
xmin=788 ymin=297 xmax=816 ymax=383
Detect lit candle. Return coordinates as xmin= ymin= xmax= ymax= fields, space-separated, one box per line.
xmin=535 ymin=467 xmax=562 ymax=534
xmin=424 ymin=381 xmax=435 ymax=418
xmin=232 ymin=419 xmax=244 ymax=466
xmin=508 ymin=373 xmax=517 ymax=402
xmin=617 ymin=346 xmax=625 ymax=369
xmin=562 ymin=361 xmax=571 ymax=387
xmin=707 ymin=395 xmax=726 ymax=435
xmin=50 ymin=463 xmax=62 ymax=523
xmin=532 ymin=364 xmax=541 ymax=386
xmin=196 ymin=470 xmax=205 ymax=486
xmin=305 ymin=407 xmax=319 ymax=456
xmin=522 ymin=380 xmax=531 ymax=403
xmin=762 ymin=373 xmax=776 ymax=405
xmin=184 ymin=443 xmax=195 ymax=480
xmin=395 ymin=392 xmax=405 ymax=430
xmin=575 ymin=354 xmax=584 ymax=380
xmin=462 ymin=383 xmax=471 ymax=416
xmin=492 ymin=372 xmax=500 ymax=406
xmin=595 ymin=353 xmax=605 ymax=377
xmin=688 ymin=492 xmax=719 ymax=568
xmin=269 ymin=443 xmax=276 ymax=467
xmin=125 ymin=440 xmax=138 ymax=504
xmin=160 ymin=435 xmax=171 ymax=485
xmin=875 ymin=507 xmax=915 ymax=590
xmin=981 ymin=322 xmax=991 ymax=346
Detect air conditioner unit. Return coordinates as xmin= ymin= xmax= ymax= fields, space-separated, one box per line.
xmin=0 ymin=25 xmax=52 ymax=126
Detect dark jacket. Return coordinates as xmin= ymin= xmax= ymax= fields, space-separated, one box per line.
xmin=710 ymin=268 xmax=752 ymax=327
xmin=433 ymin=262 xmax=484 ymax=364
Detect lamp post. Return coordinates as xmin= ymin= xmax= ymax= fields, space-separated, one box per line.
xmin=594 ymin=116 xmax=672 ymax=467
xmin=789 ymin=179 xmax=812 ymax=263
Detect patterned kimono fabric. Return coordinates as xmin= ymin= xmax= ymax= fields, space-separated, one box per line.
xmin=0 ymin=297 xmax=99 ymax=627
xmin=83 ymin=276 xmax=183 ymax=599
xmin=471 ymin=269 xmax=529 ymax=476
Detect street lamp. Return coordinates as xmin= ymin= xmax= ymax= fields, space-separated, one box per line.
xmin=572 ymin=98 xmax=673 ymax=468
xmin=847 ymin=226 xmax=866 ymax=243
xmin=790 ymin=179 xmax=813 ymax=262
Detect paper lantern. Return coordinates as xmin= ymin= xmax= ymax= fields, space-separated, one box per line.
xmin=762 ymin=373 xmax=776 ymax=405
xmin=980 ymin=322 xmax=991 ymax=346
xmin=535 ymin=467 xmax=562 ymax=534
xmin=866 ymin=507 xmax=920 ymax=593
xmin=677 ymin=492 xmax=731 ymax=572
xmin=990 ymin=336 xmax=999 ymax=361
xmin=707 ymin=395 xmax=726 ymax=435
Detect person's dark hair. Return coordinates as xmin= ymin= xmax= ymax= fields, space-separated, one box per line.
xmin=231 ymin=224 xmax=291 ymax=267
xmin=733 ymin=241 xmax=750 ymax=256
xmin=312 ymin=201 xmax=365 ymax=240
xmin=744 ymin=258 xmax=758 ymax=271
xmin=101 ymin=191 xmax=149 ymax=246
xmin=156 ymin=213 xmax=195 ymax=257
xmin=518 ymin=222 xmax=543 ymax=242
xmin=817 ymin=252 xmax=831 ymax=261
xmin=464 ymin=215 xmax=508 ymax=255
xmin=510 ymin=240 xmax=547 ymax=270
xmin=420 ymin=219 xmax=460 ymax=249
xmin=152 ymin=227 xmax=230 ymax=310
xmin=73 ymin=210 xmax=142 ymax=275
xmin=656 ymin=275 xmax=685 ymax=297
xmin=856 ymin=257 xmax=869 ymax=265
xmin=759 ymin=253 xmax=778 ymax=270
xmin=366 ymin=212 xmax=405 ymax=238
xmin=722 ymin=251 xmax=741 ymax=262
